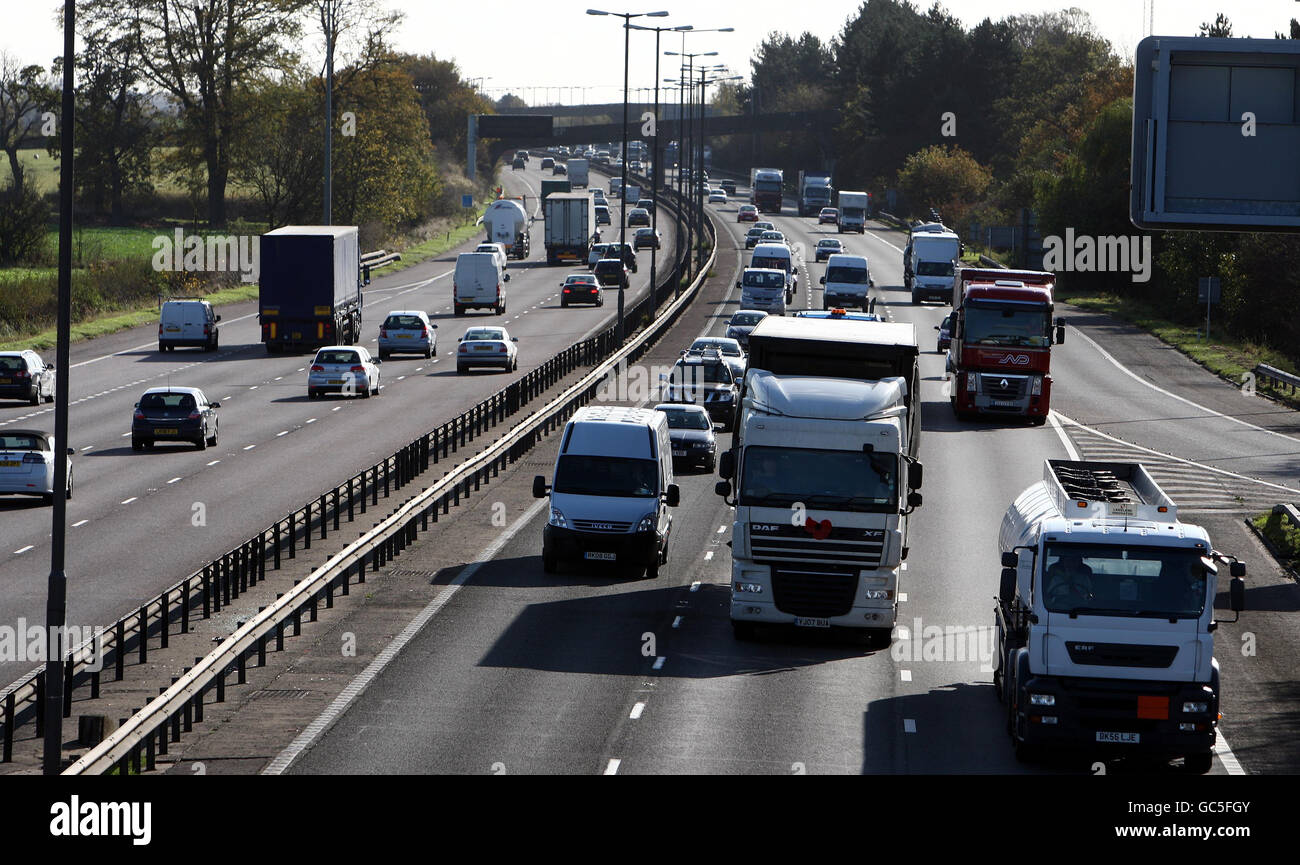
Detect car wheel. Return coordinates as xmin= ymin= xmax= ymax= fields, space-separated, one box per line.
xmin=159 ymin=342 xmax=166 ymax=353
xmin=29 ymin=383 xmax=40 ymax=406
xmin=66 ymin=470 xmax=73 ymax=500
xmin=426 ymin=344 xmax=434 ymax=359
xmin=542 ymin=549 xmax=558 ymax=574
xmin=1181 ymin=752 xmax=1214 ymax=774
xmin=645 ymin=558 xmax=659 ymax=579
xmin=512 ymin=356 xmax=518 ymax=372
xmin=308 ymin=389 xmax=319 ymax=399
xmin=362 ymin=382 xmax=372 ymax=398
xmin=706 ymin=454 xmax=717 ymax=473
xmin=561 ymin=299 xmax=568 ymax=308
xmin=732 ymin=621 xmax=758 ymax=641
xmin=456 ymin=365 xmax=466 ymax=374
xmin=379 ymin=350 xmax=389 ymax=361
xmin=131 ymin=439 xmax=144 ymax=452
xmin=44 ymin=384 xmax=54 ymax=403
xmin=195 ymin=432 xmax=207 ymax=450
xmin=207 ymin=425 xmax=218 ymax=447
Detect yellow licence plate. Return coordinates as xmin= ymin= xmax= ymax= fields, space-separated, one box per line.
xmin=154 ymin=428 xmax=178 ymax=435
xmin=0 ymin=460 xmax=20 ymax=467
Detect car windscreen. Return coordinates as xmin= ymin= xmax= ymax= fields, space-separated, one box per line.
xmin=660 ymin=409 xmax=711 ymax=430
xmin=463 ymin=330 xmax=503 ymax=342
xmin=316 ymin=351 xmax=360 ymax=365
xmin=672 ymin=362 xmax=731 ymax=384
xmin=825 ymin=265 xmax=868 ymax=284
xmin=553 ymin=454 xmax=658 ymax=497
xmin=693 ymin=341 xmax=741 ymax=357
xmin=1042 ymin=543 xmax=1209 ymax=618
xmin=0 ymin=433 xmax=45 ymax=451
xmin=743 ymin=271 xmax=785 ymax=289
xmin=383 ymin=315 xmax=424 ymax=329
xmin=566 ymin=277 xmax=597 ymax=285
xmin=818 ymin=240 xmax=840 ymax=247
xmin=730 ymin=313 xmax=764 ymax=326
xmin=739 ymin=445 xmax=897 ymax=512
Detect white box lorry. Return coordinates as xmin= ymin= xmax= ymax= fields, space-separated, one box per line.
xmin=906 ymin=227 xmax=961 ymax=304
xmin=836 ymin=191 xmax=870 ymax=233
xmin=543 ymin=192 xmax=597 ymax=266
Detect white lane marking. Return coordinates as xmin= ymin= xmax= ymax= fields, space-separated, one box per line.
xmin=306 ymin=418 xmax=316 ymax=424
xmin=703 ymin=551 xmax=713 ymax=561
xmin=243 ymin=444 xmax=256 ymax=450
xmin=898 ymin=592 xmax=907 ymax=603
xmin=263 ymin=498 xmax=549 ymax=776
xmin=1047 ymin=410 xmax=1082 ymax=460
xmin=274 ymin=376 xmax=283 ymax=381
xmin=80 ymin=445 xmax=93 ymax=452
xmin=206 ymin=460 xmax=220 ymax=466
xmin=72 ymin=519 xmax=88 ymax=527
xmin=167 ymin=477 xmax=181 ymax=484
xmin=120 ymin=432 xmax=130 ymax=437
xmin=900 ymin=670 xmax=912 ymax=682
xmin=249 ymin=385 xmax=258 ymax=390
xmin=1069 ymin=325 xmax=1300 ymax=446
xmin=276 ymin=430 xmax=288 ymax=437
xmin=672 ymin=616 xmax=682 ymax=629
xmin=716 ymin=526 xmax=726 ymax=534
xmin=1054 ymin=411 xmax=1300 ymax=496
xmin=629 ymin=702 xmax=646 ymax=720
xmin=332 ymin=406 xmax=341 ymax=412
xmin=121 ymin=497 xmax=136 ymax=505
xmin=1215 ymin=730 xmax=1245 ymax=775
xmin=689 ymin=581 xmax=701 ymax=592
xmin=604 ymin=758 xmax=621 ymax=775
xmin=903 ymin=718 xmax=917 ymax=733
xmin=652 ymin=656 xmax=666 ymax=670
xmin=13 ymin=545 xmax=34 ymax=555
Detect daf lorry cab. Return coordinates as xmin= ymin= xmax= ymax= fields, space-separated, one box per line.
xmin=533 ymin=406 xmax=681 ymax=578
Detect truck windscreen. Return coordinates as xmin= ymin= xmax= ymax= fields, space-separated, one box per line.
xmin=553 ymin=455 xmax=658 ymax=498
xmin=962 ymin=303 xmax=1051 ymax=348
xmin=1042 ymin=544 xmax=1208 ymax=618
xmin=755 ymin=181 xmax=783 ymax=194
xmin=916 ymin=260 xmax=954 ymax=277
xmin=739 ymin=446 xmax=897 ymax=512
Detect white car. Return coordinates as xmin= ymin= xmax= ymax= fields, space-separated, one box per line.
xmin=307 ymin=345 xmax=381 ymax=398
xmin=708 ymin=188 xmax=727 ymax=204
xmin=688 ymin=336 xmax=746 ymax=380
xmin=457 ymin=325 xmax=519 ymax=373
xmin=474 ymin=242 xmax=509 ymax=269
xmin=0 ymin=428 xmax=72 ymax=504
xmin=0 ymin=350 xmax=56 ymax=406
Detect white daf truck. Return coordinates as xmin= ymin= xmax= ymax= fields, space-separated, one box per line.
xmin=994 ymin=459 xmax=1246 ymax=772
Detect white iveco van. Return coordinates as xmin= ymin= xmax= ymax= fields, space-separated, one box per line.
xmin=533 ymin=406 xmax=681 ymax=578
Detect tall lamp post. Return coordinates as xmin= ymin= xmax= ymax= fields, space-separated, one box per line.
xmin=696 ymin=70 xmax=741 ymax=272
xmin=666 ymin=49 xmax=718 ymax=278
xmin=587 ymin=8 xmax=669 ymax=344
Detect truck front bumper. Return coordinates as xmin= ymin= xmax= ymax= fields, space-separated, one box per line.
xmin=730 ymin=562 xmax=898 ymax=630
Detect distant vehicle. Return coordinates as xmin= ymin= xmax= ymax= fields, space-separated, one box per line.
xmin=758 ymin=230 xmax=786 ymax=245
xmin=797 ymin=170 xmax=833 ymax=217
xmin=725 ymin=309 xmax=768 ymax=348
xmin=158 ymin=299 xmax=221 ymax=352
xmin=819 ymin=253 xmax=873 ymax=311
xmin=259 ymin=226 xmax=362 ymax=351
xmin=512 ymin=156 xmax=525 ymax=170
xmin=708 ymin=188 xmax=727 ymax=203
xmin=132 ymin=386 xmax=221 ymax=449
xmin=738 ymin=267 xmax=789 ymax=317
xmin=594 ymin=258 xmax=631 ymax=288
xmin=609 ymin=177 xmax=623 ymax=198
xmin=744 ymin=227 xmax=766 ymax=249
xmin=590 ymin=188 xmax=607 ymax=205
xmin=0 ymin=350 xmax=55 ymax=406
xmin=567 ymin=158 xmax=589 ymax=187
xmin=453 ymin=251 xmax=510 ymax=315
xmin=545 ymin=192 xmax=598 ymax=266
xmin=378 ymin=310 xmax=437 ymax=360
xmin=588 ymin=242 xmax=617 ymax=268
xmin=636 ymin=198 xmax=654 ymax=212
xmin=688 ymin=336 xmax=745 ymax=380
xmin=818 ymin=207 xmax=839 ymax=224
xmin=457 ymin=325 xmax=519 ymax=373
xmin=655 ymin=403 xmax=717 ymax=472
xmin=720 ymin=180 xmax=737 ymax=196
xmin=935 ymin=313 xmax=952 ymax=353
xmin=837 ymin=191 xmax=870 ymax=233
xmin=633 ymin=227 xmax=661 ymax=250
xmin=750 ymin=242 xmax=798 ymax=301
xmin=814 ymin=238 xmax=844 ymax=262
xmin=482 ymin=199 xmax=530 ymax=260
xmin=0 ymin=429 xmax=72 ymax=504
xmin=753 ymin=221 xmax=775 ymax=233
xmin=541 ymin=157 xmax=555 ymax=169
xmin=595 ymin=204 xmax=612 ymax=226
xmin=660 ymin=350 xmax=738 ymax=431
xmin=307 ymin=346 xmax=381 ymax=399
xmin=627 ymin=207 xmax=651 ymax=227
xmin=749 ymin=167 xmax=784 ymax=213
xmin=552 ymin=163 xmax=567 ymax=176
xmin=737 ymin=204 xmax=758 ymax=222
xmin=907 ymin=228 xmax=961 ymax=304
xmin=474 ymin=242 xmax=508 ymax=269
xmin=561 ymin=273 xmax=604 ymax=307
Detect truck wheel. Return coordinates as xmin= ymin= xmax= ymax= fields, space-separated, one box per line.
xmin=1181 ymin=752 xmax=1213 ymax=774
xmin=1030 ymin=415 xmax=1048 ymax=427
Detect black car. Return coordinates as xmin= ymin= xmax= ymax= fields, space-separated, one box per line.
xmin=132 ymin=386 xmax=219 ymax=451
xmin=660 ymin=351 xmax=737 ymax=431
xmin=744 ymin=227 xmax=766 ymax=249
xmin=627 ymin=207 xmax=651 ymax=227
xmin=561 ymin=273 xmax=604 ymax=306
xmin=512 ymin=157 xmax=525 ymax=170
xmin=654 ymin=403 xmax=718 ymax=471
xmin=593 ymin=258 xmax=630 ymax=288
xmin=633 ymin=227 xmax=661 ymax=250
xmin=552 ymin=163 xmax=567 ymax=175
xmin=719 ymin=180 xmax=737 ymax=196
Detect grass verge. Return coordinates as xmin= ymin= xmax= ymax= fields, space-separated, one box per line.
xmin=1057 ymin=288 xmax=1300 ymax=411
xmin=1251 ymin=510 xmax=1300 ymax=568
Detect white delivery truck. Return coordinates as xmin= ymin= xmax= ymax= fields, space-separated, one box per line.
xmin=995 ymin=460 xmax=1246 ymax=772
xmin=737 ymin=267 xmax=788 ymax=317
xmin=819 ymin=253 xmax=872 ymax=311
xmin=836 ymin=191 xmax=870 ymax=233
xmin=567 ymin=158 xmax=590 ymax=188
xmin=906 ymin=228 xmax=961 ymax=304
xmin=482 ymin=198 xmax=530 ymax=260
xmin=544 ymin=193 xmax=597 ymax=266
xmin=532 ymin=406 xmax=681 ymax=578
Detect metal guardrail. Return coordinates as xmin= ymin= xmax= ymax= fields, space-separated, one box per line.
xmin=1255 ymin=363 xmax=1300 ymax=394
xmin=361 ymin=250 xmax=402 ymax=283
xmin=63 ymin=192 xmax=717 ymax=776
xmin=1273 ymin=503 xmax=1300 ymax=526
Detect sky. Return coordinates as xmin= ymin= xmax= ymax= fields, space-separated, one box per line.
xmin=2 ymin=0 xmax=1298 ymax=104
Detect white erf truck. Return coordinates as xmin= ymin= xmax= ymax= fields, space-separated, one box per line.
xmin=715 ymin=317 xmax=923 ymax=644
xmin=995 ymin=460 xmax=1246 ymax=772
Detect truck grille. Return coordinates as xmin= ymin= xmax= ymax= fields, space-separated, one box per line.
xmin=979 ymin=374 xmax=1028 ymax=401
xmin=571 ymin=519 xmax=632 ymax=533
xmin=1066 ymin=642 xmax=1179 ymax=668
xmin=771 ymin=565 xmax=858 ymax=618
xmin=749 ymin=523 xmax=884 ymax=568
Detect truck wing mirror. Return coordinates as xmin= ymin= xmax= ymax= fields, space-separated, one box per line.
xmin=718 ymin=450 xmax=734 ymax=480
xmin=906 ymin=491 xmax=922 ymax=510
xmin=714 ymin=480 xmax=731 ymax=498
xmin=1055 ymin=323 xmax=1065 ymax=344
xmin=1230 ymin=576 xmax=1246 ymax=612
xmin=908 ymin=462 xmax=922 ymax=490
xmin=819 ymin=276 xmax=825 ymax=284
xmin=215 ymin=315 xmax=222 ymax=322
xmin=532 ymin=475 xmax=549 ymax=498
xmin=1001 ymin=551 xmax=1019 ymax=568
xmin=1230 ymin=561 xmax=1246 ymax=578
xmin=999 ymin=568 xmax=1017 ymax=603
xmin=503 ymin=273 xmax=511 ymax=282
xmin=664 ymin=483 xmax=681 ymax=507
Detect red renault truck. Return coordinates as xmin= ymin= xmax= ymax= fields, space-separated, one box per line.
xmin=946 ymin=267 xmax=1064 ymax=425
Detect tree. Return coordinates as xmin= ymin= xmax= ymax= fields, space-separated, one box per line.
xmin=1199 ymin=13 xmax=1233 ymax=38
xmin=896 ymin=144 xmax=991 ymax=227
xmin=398 ymin=54 xmax=493 ymax=168
xmin=0 ymin=181 xmax=51 ymax=265
xmin=229 ymin=76 xmax=323 ymax=227
xmin=82 ymin=0 xmax=311 ymax=227
xmin=495 ymin=93 xmax=527 ymax=111
xmin=0 ymin=53 xmax=55 ymax=197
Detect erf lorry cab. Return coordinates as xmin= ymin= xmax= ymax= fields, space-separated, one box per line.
xmin=995 ymin=460 xmax=1246 ymax=772
xmin=749 ymin=167 xmax=784 ymax=213
xmin=947 ymin=267 xmax=1064 ymax=424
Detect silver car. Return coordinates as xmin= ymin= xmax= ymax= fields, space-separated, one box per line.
xmin=0 ymin=351 xmax=55 ymax=406
xmin=457 ymin=326 xmax=519 ymax=373
xmin=378 ymin=310 xmax=437 ymax=360
xmin=688 ymin=337 xmax=746 ymax=380
xmin=308 ymin=346 xmax=381 ymax=398
xmin=725 ymin=309 xmax=769 ymax=349
xmin=0 ymin=428 xmax=72 ymax=504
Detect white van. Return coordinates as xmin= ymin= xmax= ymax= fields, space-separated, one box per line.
xmin=819 ymin=253 xmax=873 ymax=311
xmin=474 ymin=242 xmax=508 ymax=269
xmin=609 ymin=177 xmax=624 ymax=198
xmin=737 ymin=267 xmax=788 ymax=316
xmin=453 ymin=251 xmax=510 ymax=315
xmin=750 ymin=242 xmax=798 ymax=302
xmin=532 ymin=405 xmax=680 ymax=578
xmin=158 ymin=300 xmax=220 ymax=352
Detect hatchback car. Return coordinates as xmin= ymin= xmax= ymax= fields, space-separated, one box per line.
xmin=936 ymin=313 xmax=953 ymax=353
xmin=708 ymin=188 xmax=727 ymax=204
xmin=720 ymin=180 xmax=737 ymax=196
xmin=512 ymin=157 xmax=525 ymax=170
xmin=0 ymin=351 xmax=55 ymax=406
xmin=378 ymin=310 xmax=437 ymax=359
xmin=659 ymin=350 xmax=738 ymax=431
xmin=457 ymin=326 xmax=519 ymax=373
xmin=541 ymin=157 xmax=555 ymax=169
xmin=654 ymin=403 xmax=717 ymax=472
xmin=636 ymin=198 xmax=654 ymax=212
xmin=591 ymin=189 xmax=607 ymax=204
xmin=753 ymin=221 xmax=775 ymax=233
xmin=759 ymin=230 xmax=786 ymax=245
xmin=594 ymin=258 xmax=631 ymax=288
xmin=819 ymin=207 xmax=839 ymax=224
xmin=815 ymin=238 xmax=845 ymax=262
xmin=132 ymin=386 xmax=220 ymax=450
xmin=552 ymin=163 xmax=567 ymax=176
xmin=725 ymin=309 xmax=768 ymax=348
xmin=561 ymin=273 xmax=603 ymax=307
xmin=595 ymin=205 xmax=611 ymax=226
xmin=0 ymin=429 xmax=72 ymax=503
xmin=744 ymin=227 xmax=767 ymax=249
xmin=737 ymin=204 xmax=758 ymax=222
xmin=626 ymin=207 xmax=651 ymax=227
xmin=307 ymin=346 xmax=381 ymax=399
xmin=688 ymin=336 xmax=745 ymax=380
xmin=633 ymin=227 xmax=661 ymax=250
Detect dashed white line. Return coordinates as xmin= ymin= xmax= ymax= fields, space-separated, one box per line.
xmin=72 ymin=519 xmax=88 ymax=528
xmin=603 ymin=759 xmax=621 ymax=775
xmin=332 ymin=406 xmax=341 ymax=412
xmin=243 ymin=444 xmax=256 ymax=450
xmin=703 ymin=551 xmax=713 ymax=561
xmin=206 ymin=460 xmax=220 ymax=466
xmin=689 ymin=581 xmax=701 ymax=592
xmin=652 ymin=656 xmax=665 ymax=670
xmin=716 ymin=525 xmax=726 ymax=534
xmin=167 ymin=477 xmax=181 ymax=484
xmin=903 ymin=718 xmax=917 ymax=733
xmin=306 ymin=418 xmax=316 ymax=424
xmin=671 ymin=616 xmax=682 ymax=629
xmin=121 ymin=497 xmax=137 ymax=505
xmin=249 ymin=385 xmax=258 ymax=390
xmin=13 ymin=545 xmax=34 ymax=555
xmin=276 ymin=430 xmax=288 ymax=437
xmin=629 ymin=702 xmax=646 ymax=720
xmin=900 ymin=670 xmax=912 ymax=682
xmin=898 ymin=592 xmax=908 ymax=603
xmin=80 ymin=445 xmax=93 ymax=451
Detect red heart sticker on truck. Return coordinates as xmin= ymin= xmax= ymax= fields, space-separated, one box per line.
xmin=805 ymin=518 xmax=832 ymax=540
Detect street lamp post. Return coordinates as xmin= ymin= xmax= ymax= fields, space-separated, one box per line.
xmin=588 ymin=8 xmax=669 ymax=345
xmin=694 ymin=70 xmax=741 ymax=272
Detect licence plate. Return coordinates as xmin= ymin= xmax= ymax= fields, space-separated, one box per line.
xmin=475 ymin=346 xmax=491 ymax=351
xmin=0 ymin=378 xmax=9 ymax=384
xmin=397 ymin=333 xmax=411 ymax=339
xmin=165 ymin=326 xmax=181 ymax=332
xmin=0 ymin=460 xmax=19 ymax=467
xmin=672 ymin=449 xmax=687 ymax=457
xmin=329 ymin=379 xmax=345 ymax=385
xmin=1096 ymin=731 xmax=1140 ymax=744
xmin=154 ymin=428 xmax=178 ymax=435
xmin=992 ymin=401 xmax=1020 ymax=409
xmin=584 ymin=551 xmax=616 ymax=561
xmin=794 ymin=617 xmax=830 ymax=628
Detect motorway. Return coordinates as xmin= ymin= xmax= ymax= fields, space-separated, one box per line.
xmin=279 ymin=180 xmax=1300 ymax=775
xmin=0 ymin=159 xmax=678 ymax=685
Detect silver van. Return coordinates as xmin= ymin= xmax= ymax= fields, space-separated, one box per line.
xmin=159 ymin=300 xmax=220 ymax=352
xmin=453 ymin=252 xmax=510 ymax=316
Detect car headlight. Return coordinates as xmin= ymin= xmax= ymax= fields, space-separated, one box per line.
xmin=637 ymin=512 xmax=657 ymax=533
xmin=1028 ymin=693 xmax=1055 ymax=706
xmin=548 ymin=507 xmax=567 ymax=529
xmin=692 ymin=441 xmax=712 ymax=449
xmin=1182 ymin=701 xmax=1209 ymax=714
xmin=716 ymin=391 xmax=733 ymax=401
